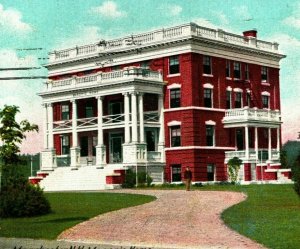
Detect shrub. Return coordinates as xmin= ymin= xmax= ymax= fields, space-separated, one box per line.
xmin=122 ymin=169 xmax=153 ymax=188
xmin=227 ymin=157 xmax=243 ymax=184
xmin=292 ymin=154 xmax=300 ymax=197
xmin=0 ymin=164 xmax=51 ymax=217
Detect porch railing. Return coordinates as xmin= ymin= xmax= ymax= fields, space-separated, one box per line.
xmin=147 ymin=151 xmax=162 ymax=162
xmin=53 ymin=120 xmax=72 ymax=130
xmin=77 ymin=117 xmax=97 ymax=127
xmin=144 ymin=111 xmax=159 ymax=122
xmin=56 ymin=155 xmax=70 ymax=167
xmin=103 ymin=113 xmax=125 ymax=124
xmin=225 ymin=149 xmax=279 ymax=161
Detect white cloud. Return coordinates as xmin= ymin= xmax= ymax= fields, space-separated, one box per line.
xmin=193 ymin=18 xmax=219 ymax=29
xmin=212 ymin=10 xmax=229 ymax=26
xmin=233 ymin=5 xmax=252 ymax=21
xmin=0 ymin=4 xmax=32 ymax=33
xmin=90 ymin=1 xmax=126 ymax=18
xmin=282 ymin=2 xmax=300 ymax=29
xmin=168 ymin=4 xmax=182 ymax=16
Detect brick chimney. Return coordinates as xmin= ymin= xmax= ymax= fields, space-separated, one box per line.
xmin=243 ymin=30 xmax=257 ymax=38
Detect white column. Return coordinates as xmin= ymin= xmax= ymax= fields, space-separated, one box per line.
xmin=131 ymin=92 xmax=138 ymax=143
xmin=255 ymin=127 xmax=258 ymax=160
xmin=268 ymin=128 xmax=272 ymax=161
xmin=71 ymin=100 xmax=78 ymax=147
xmin=97 ymin=96 xmax=104 ymax=145
xmin=43 ymin=103 xmax=48 ymax=149
xmin=158 ymin=94 xmax=165 ymax=162
xmin=139 ymin=93 xmax=145 ymax=143
xmin=277 ymin=127 xmax=280 ymax=151
xmin=245 ymin=126 xmax=249 ymax=159
xmin=124 ymin=92 xmax=130 ymax=143
xmin=48 ymin=103 xmax=54 ymax=149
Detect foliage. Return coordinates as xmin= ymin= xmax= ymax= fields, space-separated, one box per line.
xmin=0 ymin=164 xmax=51 ymax=217
xmin=280 ymin=150 xmax=289 ymax=168
xmin=122 ymin=169 xmax=153 ymax=188
xmin=0 ymin=105 xmax=50 ymax=218
xmin=281 ymin=141 xmax=300 ymax=168
xmin=227 ymin=157 xmax=242 ymax=184
xmin=291 ymin=153 xmax=300 ymax=197
xmin=0 ymin=192 xmax=155 ymax=239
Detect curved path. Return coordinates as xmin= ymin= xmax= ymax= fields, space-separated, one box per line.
xmin=59 ymin=190 xmax=265 ymax=249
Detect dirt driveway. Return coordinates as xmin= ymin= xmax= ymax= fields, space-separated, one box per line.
xmin=58 ymin=190 xmax=265 ymax=249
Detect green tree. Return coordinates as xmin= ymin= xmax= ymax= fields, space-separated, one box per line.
xmin=280 ymin=150 xmax=288 ymax=168
xmin=292 ymin=153 xmax=300 ymax=197
xmin=227 ymin=157 xmax=243 ymax=184
xmin=0 ymin=105 xmax=51 ymax=217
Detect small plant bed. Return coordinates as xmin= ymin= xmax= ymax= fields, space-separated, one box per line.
xmin=0 ymin=192 xmax=155 ymax=240
xmin=222 ymin=184 xmax=300 ymax=249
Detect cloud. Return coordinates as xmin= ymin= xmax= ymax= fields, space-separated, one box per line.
xmin=90 ymin=1 xmax=126 ymax=18
xmin=212 ymin=10 xmax=229 ymax=26
xmin=0 ymin=49 xmax=44 ymax=154
xmin=233 ymin=5 xmax=253 ymax=21
xmin=0 ymin=4 xmax=32 ymax=34
xmin=282 ymin=2 xmax=300 ymax=29
xmin=166 ymin=4 xmax=182 ymax=16
xmin=193 ymin=18 xmax=219 ymax=29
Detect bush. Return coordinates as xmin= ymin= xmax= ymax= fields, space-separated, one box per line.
xmin=292 ymin=157 xmax=300 ymax=197
xmin=0 ymin=164 xmax=51 ymax=217
xmin=121 ymin=169 xmax=153 ymax=188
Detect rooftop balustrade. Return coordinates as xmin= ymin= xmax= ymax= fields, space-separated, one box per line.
xmin=48 ymin=23 xmax=281 ymax=64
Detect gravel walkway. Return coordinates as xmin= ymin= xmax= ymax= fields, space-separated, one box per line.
xmin=58 ymin=190 xmax=265 ymax=249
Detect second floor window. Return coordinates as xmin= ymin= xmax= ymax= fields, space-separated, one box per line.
xmin=235 ymin=92 xmax=242 ymax=108
xmin=170 ymin=89 xmax=181 ymax=108
xmin=203 ymin=56 xmax=212 ymax=75
xmin=233 ymin=62 xmax=241 ymax=79
xmin=169 ymin=56 xmax=179 ymax=74
xmin=226 ymin=91 xmax=231 ymax=109
xmin=261 ymin=66 xmax=268 ymax=82
xmin=262 ymin=95 xmax=269 ymax=108
xmin=171 ymin=126 xmax=181 ymax=147
xmin=226 ymin=60 xmax=231 ymax=78
xmin=246 ymin=92 xmax=251 ymax=107
xmin=204 ymin=89 xmax=212 ymax=108
xmin=61 ymin=103 xmax=70 ymax=120
xmin=85 ymin=101 xmax=94 ymax=118
xmin=206 ymin=125 xmax=214 ymax=146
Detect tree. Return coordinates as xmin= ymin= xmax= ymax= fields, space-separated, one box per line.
xmin=292 ymin=153 xmax=300 ymax=197
xmin=0 ymin=105 xmax=51 ymax=217
xmin=227 ymin=157 xmax=243 ymax=184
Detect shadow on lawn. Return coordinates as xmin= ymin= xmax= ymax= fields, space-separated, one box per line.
xmin=35 ymin=217 xmax=88 ymax=223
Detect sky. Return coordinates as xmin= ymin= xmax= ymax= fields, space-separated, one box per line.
xmin=0 ymin=0 xmax=299 ymax=154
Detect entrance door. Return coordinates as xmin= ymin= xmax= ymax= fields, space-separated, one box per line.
xmin=80 ymin=136 xmax=89 ymax=157
xmin=236 ymin=129 xmax=244 ymax=150
xmin=109 ymin=133 xmax=123 ymax=163
xmin=146 ymin=130 xmax=156 ymax=151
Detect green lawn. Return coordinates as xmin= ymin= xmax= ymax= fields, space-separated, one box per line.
xmin=0 ymin=192 xmax=155 ymax=239
xmin=221 ymin=184 xmax=300 ymax=249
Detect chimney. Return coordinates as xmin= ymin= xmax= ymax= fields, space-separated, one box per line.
xmin=243 ymin=29 xmax=257 ymax=38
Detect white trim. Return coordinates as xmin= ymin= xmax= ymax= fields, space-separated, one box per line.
xmin=164 ymin=106 xmax=226 ymax=112
xmin=205 ymin=120 xmax=216 ymax=125
xmin=261 ymin=91 xmax=270 ymax=96
xmin=203 ymin=83 xmax=214 ymax=89
xmin=202 ymin=74 xmax=214 ymax=77
xmin=167 ymin=120 xmax=181 ymax=126
xmin=165 ymin=146 xmax=236 ymax=151
xmin=167 ymin=73 xmax=181 ymax=78
xmin=233 ymin=88 xmax=243 ymax=92
xmin=226 ymin=86 xmax=232 ymax=91
xmin=167 ymin=83 xmax=181 ymax=89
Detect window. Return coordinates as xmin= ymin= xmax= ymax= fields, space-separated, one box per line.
xmin=226 ymin=60 xmax=231 ymax=78
xmin=262 ymin=95 xmax=269 ymax=108
xmin=85 ymin=101 xmax=93 ymax=118
xmin=261 ymin=66 xmax=268 ymax=82
xmin=235 ymin=92 xmax=242 ymax=108
xmin=170 ymin=89 xmax=181 ymax=108
xmin=171 ymin=126 xmax=181 ymax=147
xmin=171 ymin=165 xmax=182 ymax=182
xmin=204 ymin=88 xmax=212 ymax=108
xmin=141 ymin=60 xmax=150 ymax=69
xmin=207 ymin=164 xmax=215 ymax=181
xmin=226 ymin=91 xmax=231 ymax=109
xmin=61 ymin=103 xmax=70 ymax=120
xmin=246 ymin=92 xmax=251 ymax=107
xmin=206 ymin=125 xmax=214 ymax=146
xmin=203 ymin=56 xmax=212 ymax=75
xmin=169 ymin=56 xmax=179 ymax=74
xmin=233 ymin=62 xmax=241 ymax=79
xmin=61 ymin=135 xmax=70 ymax=155
xmin=245 ymin=64 xmax=249 ymax=80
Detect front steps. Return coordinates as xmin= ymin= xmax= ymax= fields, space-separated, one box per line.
xmin=36 ymin=165 xmax=125 ymax=191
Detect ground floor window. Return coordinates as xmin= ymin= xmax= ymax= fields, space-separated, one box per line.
xmin=207 ymin=164 xmax=215 ymax=181
xmin=171 ymin=164 xmax=182 ymax=182
xmin=61 ymin=135 xmax=70 ymax=155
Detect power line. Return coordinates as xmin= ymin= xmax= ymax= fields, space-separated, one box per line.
xmin=0 ymin=67 xmax=41 ymax=71
xmin=0 ymin=76 xmax=47 ymax=80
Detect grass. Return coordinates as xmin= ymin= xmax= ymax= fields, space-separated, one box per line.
xmin=0 ymin=192 xmax=155 ymax=239
xmin=221 ymin=184 xmax=300 ymax=249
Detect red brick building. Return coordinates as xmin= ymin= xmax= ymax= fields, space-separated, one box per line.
xmin=34 ymin=23 xmax=290 ymax=191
